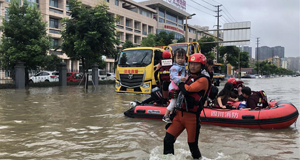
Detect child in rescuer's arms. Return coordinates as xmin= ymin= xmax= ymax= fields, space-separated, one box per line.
xmin=162 ymin=48 xmax=188 ymax=123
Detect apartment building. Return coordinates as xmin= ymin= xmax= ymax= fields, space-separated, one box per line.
xmin=0 ymin=0 xmax=217 ymax=78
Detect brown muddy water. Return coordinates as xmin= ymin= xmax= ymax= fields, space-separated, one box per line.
xmin=0 ymin=77 xmax=299 ymax=160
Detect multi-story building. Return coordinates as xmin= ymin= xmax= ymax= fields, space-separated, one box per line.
xmin=239 ymin=46 xmax=252 ymax=59
xmin=255 ymin=46 xmax=285 ymax=61
xmin=0 ymin=0 xmax=218 ymax=78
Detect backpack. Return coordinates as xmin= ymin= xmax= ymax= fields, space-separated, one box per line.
xmin=208 ymin=85 xmax=219 ymax=100
xmin=257 ymin=90 xmax=268 ymax=108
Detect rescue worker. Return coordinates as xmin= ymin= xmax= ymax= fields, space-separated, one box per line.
xmin=227 ymin=78 xmax=244 ymax=101
xmin=154 ymin=50 xmax=172 ymax=105
xmin=163 ymin=53 xmax=210 ymax=159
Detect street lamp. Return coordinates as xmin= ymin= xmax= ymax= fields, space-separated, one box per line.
xmin=185 ymin=13 xmax=196 ymax=42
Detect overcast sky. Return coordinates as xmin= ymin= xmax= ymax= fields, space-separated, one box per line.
xmin=137 ymin=0 xmax=300 ymax=58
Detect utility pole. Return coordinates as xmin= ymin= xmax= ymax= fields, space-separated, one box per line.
xmin=215 ymin=5 xmax=222 ymax=63
xmin=256 ymin=37 xmax=260 ymax=74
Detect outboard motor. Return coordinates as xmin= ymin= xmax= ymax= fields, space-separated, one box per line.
xmin=140 ymin=87 xmax=164 ymax=105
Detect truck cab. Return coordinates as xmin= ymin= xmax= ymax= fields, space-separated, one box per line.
xmin=168 ymin=42 xmax=200 ymax=57
xmin=115 ymin=47 xmax=163 ymax=94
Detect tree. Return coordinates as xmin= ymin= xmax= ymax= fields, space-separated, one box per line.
xmin=140 ymin=34 xmax=156 ymax=47
xmin=122 ymin=40 xmax=136 ymax=49
xmin=61 ymin=0 xmax=119 ymax=75
xmin=198 ymin=36 xmax=217 ymax=55
xmin=155 ymin=31 xmax=175 ymax=46
xmin=219 ymin=46 xmax=249 ymax=69
xmin=44 ymin=54 xmax=63 ymax=71
xmin=140 ymin=31 xmax=175 ymax=47
xmin=0 ymin=0 xmax=51 ymax=84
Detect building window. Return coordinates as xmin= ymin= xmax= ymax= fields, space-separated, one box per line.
xmin=178 ymin=17 xmax=183 ymax=24
xmin=166 ymin=11 xmax=177 ymax=23
xmin=66 ymin=1 xmax=69 ymax=11
xmin=106 ymin=0 xmax=109 ymax=2
xmin=49 ymin=0 xmax=58 ymax=8
xmin=166 ymin=20 xmax=177 ymax=26
xmin=5 ymin=8 xmax=9 ymax=21
xmin=5 ymin=0 xmax=10 ymax=2
xmin=51 ymin=39 xmax=59 ymax=48
xmin=139 ymin=8 xmax=151 ymax=18
xmin=49 ymin=18 xmax=59 ymax=28
xmin=28 ymin=0 xmax=39 ymax=7
xmin=115 ymin=0 xmax=119 ymax=6
xmin=159 ymin=8 xmax=165 ymax=17
xmin=159 ymin=18 xmax=165 ymax=23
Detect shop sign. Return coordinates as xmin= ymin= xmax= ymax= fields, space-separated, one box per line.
xmin=164 ymin=25 xmax=184 ymax=34
xmin=164 ymin=0 xmax=186 ymax=10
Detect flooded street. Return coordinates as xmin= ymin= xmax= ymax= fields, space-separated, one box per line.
xmin=0 ymin=77 xmax=299 ymax=160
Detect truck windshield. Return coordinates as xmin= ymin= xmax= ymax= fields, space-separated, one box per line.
xmin=169 ymin=44 xmax=188 ymax=54
xmin=118 ymin=49 xmax=153 ymax=67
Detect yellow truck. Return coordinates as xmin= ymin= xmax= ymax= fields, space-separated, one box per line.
xmin=168 ymin=41 xmax=201 ymax=57
xmin=115 ymin=47 xmax=164 ymax=94
xmin=115 ymin=42 xmax=201 ymax=94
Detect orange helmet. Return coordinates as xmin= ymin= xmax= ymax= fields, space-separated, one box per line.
xmin=162 ymin=50 xmax=171 ymax=59
xmin=227 ymin=78 xmax=237 ymax=85
xmin=188 ymin=53 xmax=206 ymax=65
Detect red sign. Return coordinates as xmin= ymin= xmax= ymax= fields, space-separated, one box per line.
xmin=164 ymin=25 xmax=184 ymax=34
xmin=124 ymin=70 xmax=138 ymax=74
xmin=164 ymin=0 xmax=186 ymax=10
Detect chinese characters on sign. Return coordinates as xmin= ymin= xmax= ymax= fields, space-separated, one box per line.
xmin=211 ymin=111 xmax=239 ymax=119
xmin=164 ymin=0 xmax=186 ymax=11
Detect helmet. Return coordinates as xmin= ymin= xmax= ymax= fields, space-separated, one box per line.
xmin=162 ymin=50 xmax=171 ymax=59
xmin=227 ymin=78 xmax=237 ymax=85
xmin=188 ymin=53 xmax=206 ymax=65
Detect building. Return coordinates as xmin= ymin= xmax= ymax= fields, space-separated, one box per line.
xmin=0 ymin=0 xmax=217 ymax=77
xmin=239 ymin=46 xmax=252 ymax=59
xmin=255 ymin=46 xmax=285 ymax=61
xmin=281 ymin=58 xmax=287 ymax=69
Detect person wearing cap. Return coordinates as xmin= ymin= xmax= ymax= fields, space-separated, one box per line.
xmin=227 ymin=78 xmax=244 ymax=101
xmin=154 ymin=50 xmax=172 ymax=105
xmin=163 ymin=53 xmax=210 ymax=159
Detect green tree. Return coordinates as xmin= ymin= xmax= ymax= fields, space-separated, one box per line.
xmin=155 ymin=31 xmax=175 ymax=46
xmin=198 ymin=36 xmax=217 ymax=55
xmin=140 ymin=34 xmax=156 ymax=47
xmin=219 ymin=46 xmax=249 ymax=69
xmin=0 ymin=0 xmax=51 ymax=84
xmin=61 ymin=0 xmax=119 ymax=75
xmin=122 ymin=40 xmax=136 ymax=49
xmin=44 ymin=54 xmax=63 ymax=71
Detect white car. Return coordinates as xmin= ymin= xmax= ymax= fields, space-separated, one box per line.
xmin=29 ymin=71 xmax=59 ymax=83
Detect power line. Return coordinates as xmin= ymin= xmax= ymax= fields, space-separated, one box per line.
xmin=210 ymin=0 xmax=221 ymax=5
xmin=190 ymin=0 xmax=216 ymax=12
xmin=186 ymin=3 xmax=215 ymax=17
xmin=223 ymin=6 xmax=237 ymax=22
xmin=200 ymin=0 xmax=215 ymax=7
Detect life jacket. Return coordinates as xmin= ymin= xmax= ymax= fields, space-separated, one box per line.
xmin=158 ymin=59 xmax=172 ymax=82
xmin=256 ymin=90 xmax=268 ymax=108
xmin=180 ymin=75 xmax=211 ymax=113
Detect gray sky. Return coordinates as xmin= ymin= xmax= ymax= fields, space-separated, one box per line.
xmin=137 ymin=0 xmax=300 ymax=58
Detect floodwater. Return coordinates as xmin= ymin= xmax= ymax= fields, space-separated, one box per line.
xmin=0 ymin=77 xmax=299 ymax=160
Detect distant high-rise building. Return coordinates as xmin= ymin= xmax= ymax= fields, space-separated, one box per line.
xmin=239 ymin=46 xmax=252 ymax=58
xmin=255 ymin=46 xmax=285 ymax=61
xmin=272 ymin=46 xmax=285 ymax=58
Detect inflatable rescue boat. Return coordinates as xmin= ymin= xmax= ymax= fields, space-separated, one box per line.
xmin=124 ymin=100 xmax=299 ymax=129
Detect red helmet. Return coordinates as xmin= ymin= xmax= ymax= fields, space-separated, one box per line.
xmin=162 ymin=50 xmax=171 ymax=59
xmin=227 ymin=78 xmax=237 ymax=85
xmin=188 ymin=53 xmax=206 ymax=65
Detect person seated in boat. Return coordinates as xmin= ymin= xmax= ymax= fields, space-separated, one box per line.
xmin=215 ymin=82 xmax=238 ymax=109
xmin=227 ymin=78 xmax=244 ymax=101
xmin=241 ymin=87 xmax=268 ymax=110
xmin=154 ymin=50 xmax=172 ymax=105
xmin=162 ymin=48 xmax=188 ymax=123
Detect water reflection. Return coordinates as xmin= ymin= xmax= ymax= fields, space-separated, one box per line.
xmin=0 ymin=77 xmax=299 ymax=159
